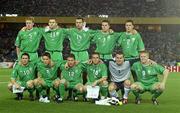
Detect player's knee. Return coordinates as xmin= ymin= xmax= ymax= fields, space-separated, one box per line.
xmin=131 ymin=83 xmax=140 ymax=91
xmin=54 ymin=80 xmax=60 ymax=88
xmin=124 ymin=80 xmax=131 ymax=87
xmin=78 ymin=86 xmax=84 ymax=93
xmin=27 ymin=80 xmax=34 ymax=88
xmin=33 ymin=79 xmax=38 ymax=86
xmin=101 ymin=80 xmax=108 ymax=87
xmin=60 ymin=79 xmax=66 ymax=84
xmin=34 ymin=79 xmax=42 ymax=86
xmin=7 ymin=83 xmax=13 ymax=91
xmin=83 ymin=85 xmax=87 ymax=92
xmin=153 ymin=85 xmax=165 ymax=92
xmin=108 ymin=83 xmax=116 ymax=92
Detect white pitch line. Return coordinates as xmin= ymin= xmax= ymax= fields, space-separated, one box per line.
xmin=0 ymin=82 xmax=8 ymax=84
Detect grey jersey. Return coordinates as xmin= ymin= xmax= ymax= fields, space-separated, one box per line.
xmin=109 ymin=60 xmax=131 ymax=82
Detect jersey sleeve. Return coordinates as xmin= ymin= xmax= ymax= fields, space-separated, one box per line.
xmin=155 ymin=64 xmax=165 ymax=75
xmin=101 ymin=64 xmax=108 ymax=78
xmin=88 ymin=29 xmax=98 ymax=39
xmin=63 ymin=28 xmax=71 ymax=38
xmin=131 ymin=63 xmax=136 ymax=71
xmin=36 ymin=63 xmax=43 ymax=78
xmin=79 ymin=62 xmax=88 ymax=72
xmin=137 ymin=33 xmax=145 ymax=51
xmin=59 ymin=61 xmax=66 ymax=70
xmin=117 ymin=32 xmax=124 ymax=46
xmin=11 ymin=67 xmax=18 ymax=80
xmin=37 ymin=27 xmax=43 ymax=40
xmin=15 ymin=31 xmax=21 ymax=47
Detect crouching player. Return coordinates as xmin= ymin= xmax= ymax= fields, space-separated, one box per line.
xmin=84 ymin=52 xmax=108 ymax=100
xmin=34 ymin=52 xmax=62 ymax=103
xmin=8 ymin=53 xmax=36 ymax=101
xmin=59 ymin=54 xmax=85 ymax=101
xmin=108 ymin=52 xmax=131 ymax=104
xmin=131 ymin=51 xmax=169 ymax=105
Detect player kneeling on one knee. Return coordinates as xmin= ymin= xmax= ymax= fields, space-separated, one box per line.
xmin=35 ymin=52 xmax=62 ymax=103
xmin=108 ymin=52 xmax=131 ymax=104
xmin=59 ymin=54 xmax=86 ymax=101
xmin=83 ymin=52 xmax=108 ymax=100
xmin=8 ymin=53 xmax=36 ymax=101
xmin=131 ymin=51 xmax=169 ymax=105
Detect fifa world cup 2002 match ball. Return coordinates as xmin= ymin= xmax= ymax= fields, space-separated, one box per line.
xmin=118 ymin=101 xmax=123 ymax=106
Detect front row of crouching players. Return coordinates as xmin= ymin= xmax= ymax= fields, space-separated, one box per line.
xmin=8 ymin=51 xmax=169 ymax=105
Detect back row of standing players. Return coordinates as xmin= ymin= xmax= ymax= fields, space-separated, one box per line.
xmin=8 ymin=17 xmax=169 ymax=105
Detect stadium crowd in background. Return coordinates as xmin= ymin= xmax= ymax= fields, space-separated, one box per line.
xmin=1 ymin=0 xmax=180 ymax=17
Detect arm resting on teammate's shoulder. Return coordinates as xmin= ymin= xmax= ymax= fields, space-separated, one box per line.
xmin=16 ymin=47 xmax=20 ymax=56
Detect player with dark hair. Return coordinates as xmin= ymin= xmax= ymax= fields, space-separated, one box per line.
xmin=118 ymin=20 xmax=145 ymax=81
xmin=59 ymin=53 xmax=85 ymax=101
xmin=41 ymin=18 xmax=66 ymax=61
xmin=34 ymin=52 xmax=62 ymax=103
xmin=8 ymin=53 xmax=36 ymax=101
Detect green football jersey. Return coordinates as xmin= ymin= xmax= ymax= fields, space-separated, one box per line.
xmin=85 ymin=63 xmax=107 ymax=83
xmin=64 ymin=28 xmax=96 ymax=51
xmin=15 ymin=27 xmax=42 ymax=52
xmin=60 ymin=62 xmax=84 ymax=85
xmin=132 ymin=62 xmax=165 ymax=86
xmin=37 ymin=60 xmax=60 ymax=81
xmin=118 ymin=32 xmax=145 ymax=58
xmin=92 ymin=31 xmax=120 ymax=54
xmin=11 ymin=62 xmax=36 ymax=82
xmin=41 ymin=28 xmax=66 ymax=51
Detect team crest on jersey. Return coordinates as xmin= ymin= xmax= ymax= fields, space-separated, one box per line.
xmin=147 ymin=70 xmax=151 ymax=74
xmin=132 ymin=38 xmax=135 ymax=42
xmin=56 ymin=32 xmax=59 ymax=36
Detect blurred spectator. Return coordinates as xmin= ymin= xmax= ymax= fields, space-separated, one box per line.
xmin=1 ymin=0 xmax=180 ymax=17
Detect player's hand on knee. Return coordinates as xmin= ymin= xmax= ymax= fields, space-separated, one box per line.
xmin=15 ymin=83 xmax=20 ymax=89
xmin=92 ymin=81 xmax=98 ymax=87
